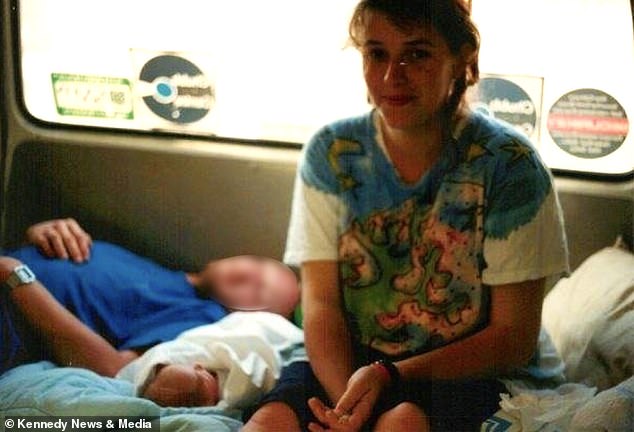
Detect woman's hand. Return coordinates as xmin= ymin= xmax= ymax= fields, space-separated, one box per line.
xmin=308 ymin=364 xmax=390 ymax=431
xmin=308 ymin=397 xmax=360 ymax=432
xmin=26 ymin=218 xmax=92 ymax=263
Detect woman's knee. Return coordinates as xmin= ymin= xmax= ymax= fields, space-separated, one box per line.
xmin=242 ymin=402 xmax=301 ymax=432
xmin=373 ymin=402 xmax=430 ymax=432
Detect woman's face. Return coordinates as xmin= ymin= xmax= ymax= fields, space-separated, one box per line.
xmin=361 ymin=12 xmax=460 ymax=132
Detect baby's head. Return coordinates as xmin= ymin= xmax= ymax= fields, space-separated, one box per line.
xmin=142 ymin=363 xmax=220 ymax=407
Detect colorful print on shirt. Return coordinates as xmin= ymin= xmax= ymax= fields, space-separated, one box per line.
xmin=300 ymin=111 xmax=553 ymax=357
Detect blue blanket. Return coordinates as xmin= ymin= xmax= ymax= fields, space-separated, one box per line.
xmin=0 ymin=362 xmax=242 ymax=432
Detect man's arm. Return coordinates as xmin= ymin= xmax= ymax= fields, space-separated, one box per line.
xmin=0 ymin=256 xmax=136 ymax=377
xmin=302 ymin=260 xmax=355 ymax=404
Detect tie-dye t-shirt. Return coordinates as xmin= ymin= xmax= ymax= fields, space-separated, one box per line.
xmin=285 ymin=110 xmax=568 ymax=361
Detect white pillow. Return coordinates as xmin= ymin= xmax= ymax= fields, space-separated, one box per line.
xmin=541 ymin=247 xmax=634 ymax=391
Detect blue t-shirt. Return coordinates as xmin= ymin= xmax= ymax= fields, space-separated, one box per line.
xmin=1 ymin=241 xmax=227 ymax=372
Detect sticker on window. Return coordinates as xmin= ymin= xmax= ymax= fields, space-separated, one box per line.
xmin=468 ymin=75 xmax=543 ymax=143
xmin=547 ymin=89 xmax=629 ymax=159
xmin=51 ymin=73 xmax=133 ymax=119
xmin=132 ymin=52 xmax=215 ymax=125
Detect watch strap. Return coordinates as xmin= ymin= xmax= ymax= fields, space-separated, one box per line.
xmin=4 ymin=264 xmax=36 ymax=290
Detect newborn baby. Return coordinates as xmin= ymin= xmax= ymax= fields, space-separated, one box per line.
xmin=142 ymin=363 xmax=220 ymax=407
xmin=117 ymin=311 xmax=306 ymax=409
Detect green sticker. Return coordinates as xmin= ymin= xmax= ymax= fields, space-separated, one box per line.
xmin=51 ymin=73 xmax=133 ymax=119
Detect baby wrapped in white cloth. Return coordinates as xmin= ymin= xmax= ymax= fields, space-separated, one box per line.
xmin=116 ymin=311 xmax=305 ymax=409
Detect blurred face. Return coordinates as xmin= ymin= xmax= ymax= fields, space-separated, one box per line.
xmin=143 ymin=363 xmax=219 ymax=407
xmin=361 ymin=12 xmax=460 ymax=132
xmin=199 ymin=256 xmax=300 ymax=318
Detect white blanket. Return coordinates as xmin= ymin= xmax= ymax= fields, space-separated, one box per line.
xmin=117 ymin=311 xmax=306 ymax=409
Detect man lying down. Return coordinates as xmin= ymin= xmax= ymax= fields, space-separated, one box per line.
xmin=0 ymin=218 xmax=301 ymax=381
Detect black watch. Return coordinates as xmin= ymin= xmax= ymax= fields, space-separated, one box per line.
xmin=4 ymin=264 xmax=36 ymax=290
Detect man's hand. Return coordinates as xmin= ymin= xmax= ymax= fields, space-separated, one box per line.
xmin=26 ymin=219 xmax=92 ymax=263
xmin=308 ymin=364 xmax=390 ymax=431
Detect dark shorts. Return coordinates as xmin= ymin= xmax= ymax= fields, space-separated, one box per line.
xmin=244 ymin=361 xmax=507 ymax=432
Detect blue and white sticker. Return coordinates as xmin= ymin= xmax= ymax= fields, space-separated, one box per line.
xmin=137 ymin=54 xmax=214 ymax=124
xmin=469 ymin=76 xmax=542 ymax=141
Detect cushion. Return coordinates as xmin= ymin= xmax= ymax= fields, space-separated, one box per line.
xmin=541 ymin=247 xmax=634 ymax=391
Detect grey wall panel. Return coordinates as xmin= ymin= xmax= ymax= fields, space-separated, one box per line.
xmin=558 ymin=191 xmax=633 ymax=269
xmin=4 ymin=140 xmax=298 ymax=272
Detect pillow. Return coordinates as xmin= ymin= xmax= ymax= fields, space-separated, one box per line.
xmin=541 ymin=246 xmax=634 ymax=391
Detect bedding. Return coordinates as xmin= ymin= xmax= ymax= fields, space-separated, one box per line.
xmin=571 ymin=374 xmax=634 ymax=431
xmin=0 ymin=361 xmax=243 ymax=432
xmin=482 ymin=244 xmax=634 ymax=431
xmin=541 ymin=246 xmax=634 ymax=391
xmin=0 ymin=312 xmax=306 ymax=431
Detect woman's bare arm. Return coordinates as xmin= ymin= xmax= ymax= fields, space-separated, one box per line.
xmin=330 ymin=278 xmax=545 ymax=425
xmin=395 ymin=278 xmax=545 ymax=380
xmin=302 ymin=260 xmax=355 ymax=404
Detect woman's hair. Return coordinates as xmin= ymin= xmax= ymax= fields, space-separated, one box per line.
xmin=349 ymin=0 xmax=480 ymax=118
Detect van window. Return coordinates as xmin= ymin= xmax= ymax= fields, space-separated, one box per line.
xmin=20 ymin=0 xmax=367 ymax=143
xmin=471 ymin=0 xmax=633 ymax=175
xmin=19 ymin=0 xmax=634 ymax=175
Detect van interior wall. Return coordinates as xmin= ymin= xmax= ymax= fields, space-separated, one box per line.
xmin=558 ymin=189 xmax=633 ymax=267
xmin=3 ymin=140 xmax=297 ymax=272
xmin=2 ymin=140 xmax=633 ymax=272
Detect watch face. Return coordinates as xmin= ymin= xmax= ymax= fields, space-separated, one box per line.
xmin=15 ymin=265 xmax=36 ymax=283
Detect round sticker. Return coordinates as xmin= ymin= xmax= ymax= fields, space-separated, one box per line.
xmin=139 ymin=55 xmax=214 ymax=124
xmin=547 ymin=89 xmax=629 ymax=159
xmin=471 ymin=77 xmax=537 ymax=138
